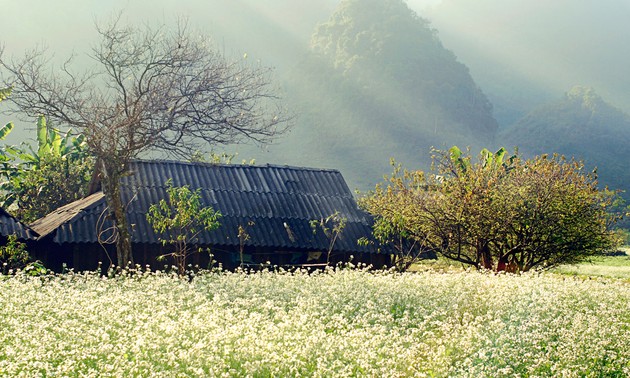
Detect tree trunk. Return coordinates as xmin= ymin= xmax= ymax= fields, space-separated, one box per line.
xmin=477 ymin=239 xmax=493 ymax=270
xmin=112 ymin=191 xmax=134 ymax=268
xmin=100 ymin=159 xmax=134 ymax=269
xmin=496 ymin=255 xmax=507 ymax=272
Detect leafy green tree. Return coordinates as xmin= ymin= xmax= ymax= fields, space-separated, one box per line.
xmin=360 ymin=147 xmax=621 ymax=272
xmin=146 ymin=180 xmax=222 ymax=275
xmin=0 ymin=115 xmax=93 ymax=222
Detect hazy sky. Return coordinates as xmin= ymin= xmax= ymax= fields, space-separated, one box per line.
xmin=4 ymin=0 xmax=629 ymax=139
xmin=2 ymin=0 xmax=442 ymax=59
xmin=4 ymin=0 xmax=630 ymax=192
xmin=1 ymin=0 xmax=441 ymax=138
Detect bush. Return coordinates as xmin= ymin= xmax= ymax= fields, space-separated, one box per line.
xmin=146 ymin=179 xmax=221 ymax=276
xmin=0 ymin=234 xmax=30 ymax=273
xmin=0 ymin=115 xmax=93 ymax=223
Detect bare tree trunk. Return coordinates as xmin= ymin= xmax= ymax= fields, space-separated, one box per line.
xmin=100 ymin=159 xmax=134 ymax=268
xmin=496 ymin=254 xmax=507 ymax=272
xmin=112 ymin=190 xmax=134 ymax=268
xmin=477 ymin=239 xmax=493 ymax=270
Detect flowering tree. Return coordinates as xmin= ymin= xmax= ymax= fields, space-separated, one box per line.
xmin=361 ymin=147 xmax=621 ymax=272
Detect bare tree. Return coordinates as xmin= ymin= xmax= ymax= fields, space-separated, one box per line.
xmin=0 ymin=17 xmax=291 ymax=267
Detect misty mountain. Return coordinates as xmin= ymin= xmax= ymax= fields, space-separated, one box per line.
xmin=499 ymin=86 xmax=630 ymax=195
xmin=245 ymin=0 xmax=497 ymax=191
xmin=426 ymin=0 xmax=630 ymax=128
xmin=5 ymin=0 xmax=630 ymax=196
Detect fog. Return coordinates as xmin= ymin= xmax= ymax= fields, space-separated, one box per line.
xmin=3 ymin=0 xmax=629 ymax=190
xmin=1 ymin=0 xmax=439 ymax=142
xmin=425 ymin=0 xmax=630 ymax=125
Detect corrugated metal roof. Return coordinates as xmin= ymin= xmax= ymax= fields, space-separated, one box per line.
xmin=32 ymin=160 xmax=383 ymax=253
xmin=0 ymin=208 xmax=38 ymax=240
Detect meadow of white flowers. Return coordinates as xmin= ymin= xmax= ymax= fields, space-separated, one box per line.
xmin=1 ymin=267 xmax=628 ymax=377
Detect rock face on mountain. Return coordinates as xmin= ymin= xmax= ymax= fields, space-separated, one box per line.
xmin=265 ymin=0 xmax=498 ymax=190
xmin=500 ymin=86 xmax=630 ymax=194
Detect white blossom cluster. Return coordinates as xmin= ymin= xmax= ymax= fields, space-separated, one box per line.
xmin=0 ymin=268 xmax=628 ymax=377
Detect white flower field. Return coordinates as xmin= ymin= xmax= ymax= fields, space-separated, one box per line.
xmin=1 ymin=268 xmax=628 ymax=377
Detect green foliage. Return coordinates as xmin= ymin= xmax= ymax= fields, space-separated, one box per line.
xmin=0 ymin=122 xmax=13 ymax=140
xmin=0 ymin=115 xmax=93 ymax=222
xmin=310 ymin=211 xmax=346 ymax=264
xmin=23 ymin=260 xmax=48 ymax=276
xmin=0 ymin=87 xmax=10 ymax=102
xmin=552 ymin=254 xmax=630 ymax=280
xmin=0 ymin=234 xmax=30 ymax=273
xmin=361 ymin=147 xmax=621 ymax=272
xmin=146 ymin=179 xmax=222 ymax=275
xmin=0 ymin=88 xmax=13 ymax=142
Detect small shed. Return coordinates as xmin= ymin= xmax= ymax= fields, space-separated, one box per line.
xmin=30 ymin=160 xmax=389 ymax=272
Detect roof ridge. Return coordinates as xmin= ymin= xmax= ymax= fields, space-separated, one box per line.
xmin=0 ymin=208 xmax=39 ymax=239
xmin=121 ymin=184 xmax=352 ymax=197
xmin=129 ymin=159 xmax=342 ymax=174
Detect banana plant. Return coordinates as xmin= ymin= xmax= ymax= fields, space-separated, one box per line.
xmin=0 ymin=113 xmax=91 ymax=211
xmin=0 ymin=88 xmax=14 ymax=140
xmin=448 ymin=145 xmax=471 ymax=174
xmin=0 ymin=115 xmax=88 ymax=164
xmin=0 ymin=122 xmax=13 ymax=141
xmin=449 ymin=145 xmax=517 ymax=176
xmin=0 ymin=87 xmax=10 ymax=102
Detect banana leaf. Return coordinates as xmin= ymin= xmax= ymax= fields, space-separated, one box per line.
xmin=0 ymin=87 xmax=11 ymax=102
xmin=0 ymin=122 xmax=14 ymax=140
xmin=36 ymin=115 xmax=51 ymax=155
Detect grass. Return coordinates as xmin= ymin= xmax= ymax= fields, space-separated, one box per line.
xmin=0 ymin=267 xmax=628 ymax=377
xmin=552 ymin=253 xmax=630 ymax=280
xmin=412 ymin=252 xmax=630 ymax=281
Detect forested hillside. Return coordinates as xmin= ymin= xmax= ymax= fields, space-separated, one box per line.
xmin=500 ymin=87 xmax=630 ymax=194
xmin=252 ymin=0 xmax=497 ymax=190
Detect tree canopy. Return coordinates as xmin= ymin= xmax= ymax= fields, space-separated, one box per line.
xmin=360 ymin=147 xmax=621 ymax=272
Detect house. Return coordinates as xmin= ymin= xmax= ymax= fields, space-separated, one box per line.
xmin=30 ymin=160 xmax=390 ymax=272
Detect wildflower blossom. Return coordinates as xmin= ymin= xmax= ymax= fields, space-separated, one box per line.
xmin=0 ymin=269 xmax=628 ymax=376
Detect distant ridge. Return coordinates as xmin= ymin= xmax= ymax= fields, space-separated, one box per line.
xmin=500 ymin=86 xmax=630 ymax=196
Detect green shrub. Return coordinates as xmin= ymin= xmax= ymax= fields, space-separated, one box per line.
xmin=0 ymin=234 xmax=29 ymax=273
